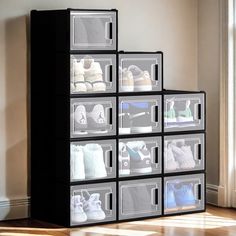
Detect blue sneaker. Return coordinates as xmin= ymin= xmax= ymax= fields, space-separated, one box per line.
xmin=174 ymin=183 xmax=195 ymax=207
xmin=165 ymin=183 xmax=177 ymax=209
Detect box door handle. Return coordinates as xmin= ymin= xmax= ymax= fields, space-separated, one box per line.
xmin=198 ymin=144 xmax=202 ymax=160
xmin=197 ymin=184 xmax=202 ymax=200
xmin=105 ymin=193 xmax=113 ymax=210
xmin=108 ymin=22 xmax=113 ymax=39
xmin=109 ymin=108 xmax=112 ymax=124
xmin=109 ymin=65 xmax=112 ymax=82
xmin=155 ymin=64 xmax=159 ymax=81
xmin=152 ymin=188 xmax=159 ymax=205
xmin=109 ymin=150 xmax=113 ymax=167
xmin=154 ymin=106 xmax=159 ymax=122
xmin=105 ymin=150 xmax=113 ymax=168
xmin=154 ymin=147 xmax=159 ymax=164
xmin=198 ymin=104 xmax=202 ymax=120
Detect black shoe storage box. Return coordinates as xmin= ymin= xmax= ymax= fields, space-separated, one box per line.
xmin=30 ymin=9 xmax=206 ymax=227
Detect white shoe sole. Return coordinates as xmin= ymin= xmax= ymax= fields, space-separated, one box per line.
xmin=86 ymin=174 xmax=107 ymax=179
xmin=119 ymin=128 xmax=131 ymax=134
xmin=165 ymin=118 xmax=177 ymax=123
xmin=119 ymin=169 xmax=130 ymax=175
xmin=131 ymin=126 xmax=152 ymax=133
xmin=73 ymin=130 xmax=88 ymax=135
xmin=71 ymin=176 xmax=86 ymax=181
xmin=134 ymin=85 xmax=152 ymax=91
xmin=86 ymin=212 xmax=106 ymax=221
xmin=132 ymin=167 xmax=152 ymax=173
xmin=90 ymin=130 xmax=108 ymax=134
xmin=72 ymin=214 xmax=87 ymax=223
xmin=120 ymin=86 xmax=134 ymax=92
xmin=177 ymin=117 xmax=194 ymax=122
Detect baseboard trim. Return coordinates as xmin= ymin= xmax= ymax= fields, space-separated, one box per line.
xmin=0 ymin=197 xmax=30 ymax=220
xmin=206 ymin=184 xmax=219 ymax=206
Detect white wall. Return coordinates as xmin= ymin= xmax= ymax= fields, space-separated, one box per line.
xmin=198 ymin=0 xmax=220 ymax=186
xmin=0 ymin=0 xmax=206 ymax=219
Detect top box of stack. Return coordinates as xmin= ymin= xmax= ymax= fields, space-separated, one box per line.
xmin=31 ymin=9 xmax=117 ymax=52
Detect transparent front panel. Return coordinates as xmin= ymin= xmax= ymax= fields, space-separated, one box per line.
xmin=164 ymin=174 xmax=205 ymax=215
xmin=119 ymin=178 xmax=161 ymax=220
xmin=71 ymin=140 xmax=116 ymax=182
xmin=118 ymin=136 xmax=162 ymax=177
xmin=71 ymin=182 xmax=116 ymax=225
xmin=70 ymin=11 xmax=116 ymax=51
xmin=164 ymin=134 xmax=205 ymax=173
xmin=119 ymin=54 xmax=162 ymax=92
xmin=70 ymin=97 xmax=116 ymax=138
xmin=164 ymin=93 xmax=205 ymax=132
xmin=119 ymin=96 xmax=162 ymax=135
xmin=70 ymin=55 xmax=116 ymax=94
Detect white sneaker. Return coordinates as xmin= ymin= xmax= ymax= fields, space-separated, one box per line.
xmin=83 ymin=143 xmax=107 ymax=179
xmin=71 ymin=195 xmax=87 ymax=223
xmin=87 ymin=104 xmax=108 ymax=133
xmin=119 ymin=142 xmax=130 ymax=175
xmin=74 ymin=105 xmax=88 ymax=134
xmin=82 ymin=191 xmax=106 ymax=221
xmin=80 ymin=59 xmax=106 ymax=92
xmin=164 ymin=146 xmax=179 ymax=171
xmin=119 ymin=67 xmax=134 ymax=92
xmin=72 ymin=59 xmax=87 ymax=93
xmin=71 ymin=145 xmax=85 ymax=180
xmin=171 ymin=144 xmax=195 ymax=169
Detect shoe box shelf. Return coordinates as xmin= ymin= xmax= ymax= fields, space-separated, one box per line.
xmin=31 ymin=9 xmax=206 ymax=227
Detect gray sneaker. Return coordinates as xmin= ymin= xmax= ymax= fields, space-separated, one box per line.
xmin=126 ymin=141 xmax=152 ymax=173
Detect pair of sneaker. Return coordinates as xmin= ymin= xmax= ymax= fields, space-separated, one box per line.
xmin=74 ymin=104 xmax=107 ymax=134
xmin=71 ymin=58 xmax=106 ymax=93
xmin=165 ymin=141 xmax=195 ymax=171
xmin=71 ymin=191 xmax=105 ymax=223
xmin=166 ymin=183 xmax=195 ymax=209
xmin=119 ymin=65 xmax=152 ymax=92
xmin=119 ymin=102 xmax=152 ymax=134
xmin=164 ymin=102 xmax=194 ymax=124
xmin=71 ymin=144 xmax=107 ymax=181
xmin=119 ymin=141 xmax=152 ymax=175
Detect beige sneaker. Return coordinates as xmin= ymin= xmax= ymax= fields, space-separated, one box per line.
xmin=119 ymin=67 xmax=134 ymax=92
xmin=128 ymin=65 xmax=152 ymax=91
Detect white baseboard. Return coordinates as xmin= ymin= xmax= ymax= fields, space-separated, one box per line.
xmin=0 ymin=197 xmax=30 ymax=220
xmin=206 ymin=184 xmax=219 ymax=206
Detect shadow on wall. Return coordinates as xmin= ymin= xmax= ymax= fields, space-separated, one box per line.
xmin=4 ymin=15 xmax=29 ymax=219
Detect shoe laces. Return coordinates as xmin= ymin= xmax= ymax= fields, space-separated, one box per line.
xmin=79 ymin=113 xmax=86 ymax=124
xmin=97 ymin=112 xmax=105 ymax=123
xmin=84 ymin=198 xmax=102 ymax=211
xmin=73 ymin=196 xmax=84 ymax=212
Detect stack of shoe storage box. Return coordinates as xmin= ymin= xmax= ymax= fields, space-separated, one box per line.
xmin=31 ymin=9 xmax=206 ymax=227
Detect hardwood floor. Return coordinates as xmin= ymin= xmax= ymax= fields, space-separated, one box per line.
xmin=0 ymin=205 xmax=236 ymax=236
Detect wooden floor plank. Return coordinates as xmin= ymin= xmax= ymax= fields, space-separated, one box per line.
xmin=0 ymin=205 xmax=236 ymax=236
